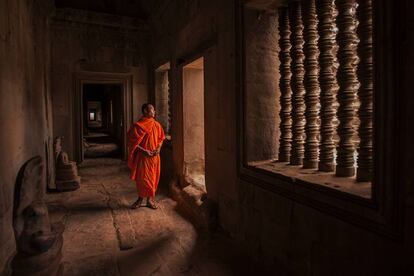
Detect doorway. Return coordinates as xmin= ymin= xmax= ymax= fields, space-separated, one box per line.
xmin=182 ymin=57 xmax=205 ymax=187
xmin=73 ymin=73 xmax=132 ymax=163
xmin=82 ymin=84 xmax=123 ymax=159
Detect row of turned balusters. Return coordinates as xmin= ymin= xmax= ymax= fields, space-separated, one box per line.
xmin=277 ymin=0 xmax=372 ymax=181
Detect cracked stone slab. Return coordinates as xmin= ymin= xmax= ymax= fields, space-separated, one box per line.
xmin=108 ymin=197 xmax=137 ymax=250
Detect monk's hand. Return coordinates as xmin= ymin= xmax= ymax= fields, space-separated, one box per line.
xmin=144 ymin=149 xmax=154 ymax=156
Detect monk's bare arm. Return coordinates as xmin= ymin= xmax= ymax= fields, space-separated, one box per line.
xmin=154 ymin=142 xmax=163 ymax=155
xmin=153 ymin=137 xmax=165 ymax=155
xmin=152 ymin=123 xmax=165 ymax=155
xmin=137 ymin=144 xmax=153 ymax=156
xmin=129 ymin=125 xmax=152 ymax=157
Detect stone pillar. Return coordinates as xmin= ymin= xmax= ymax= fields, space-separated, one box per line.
xmin=335 ymin=0 xmax=358 ymax=177
xmin=278 ymin=7 xmax=292 ymax=162
xmin=289 ymin=1 xmax=306 ymax=166
xmin=167 ymin=70 xmax=172 ymax=135
xmin=317 ymin=0 xmax=337 ymax=172
xmin=356 ymin=0 xmax=373 ymax=182
xmin=302 ymin=0 xmax=320 ymax=169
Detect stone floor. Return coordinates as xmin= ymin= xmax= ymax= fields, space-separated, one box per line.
xmin=84 ymin=141 xmax=120 ymax=158
xmin=46 ymin=158 xmax=262 ymax=276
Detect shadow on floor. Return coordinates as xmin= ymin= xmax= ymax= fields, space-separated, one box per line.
xmin=46 ymin=158 xmax=269 ymax=276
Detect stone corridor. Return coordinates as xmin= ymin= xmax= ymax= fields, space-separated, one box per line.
xmin=45 ymin=158 xmax=260 ymax=276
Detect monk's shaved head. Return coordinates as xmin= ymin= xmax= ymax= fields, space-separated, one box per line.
xmin=142 ymin=103 xmax=155 ymax=118
xmin=142 ymin=103 xmax=152 ymax=114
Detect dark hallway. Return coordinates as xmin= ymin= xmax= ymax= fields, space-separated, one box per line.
xmin=82 ymin=84 xmax=123 ymax=159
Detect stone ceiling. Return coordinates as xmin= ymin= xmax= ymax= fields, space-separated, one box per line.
xmin=244 ymin=0 xmax=287 ymax=11
xmin=55 ymin=0 xmax=167 ymax=20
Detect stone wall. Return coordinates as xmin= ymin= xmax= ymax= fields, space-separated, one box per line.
xmin=149 ymin=0 xmax=237 ymax=206
xmin=0 ymin=0 xmax=54 ymax=274
xmin=149 ymin=0 xmax=414 ymax=275
xmin=50 ymin=8 xmax=149 ymax=160
xmin=155 ymin=70 xmax=170 ymax=133
xmin=244 ymin=9 xmax=280 ymax=163
xmin=183 ymin=66 xmax=205 ymax=178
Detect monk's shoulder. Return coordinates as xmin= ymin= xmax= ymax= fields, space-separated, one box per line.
xmin=154 ymin=120 xmax=164 ymax=132
xmin=132 ymin=121 xmax=140 ymax=129
xmin=132 ymin=121 xmax=145 ymax=132
xmin=154 ymin=120 xmax=162 ymax=129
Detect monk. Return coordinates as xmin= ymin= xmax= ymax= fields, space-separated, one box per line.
xmin=128 ymin=103 xmax=165 ymax=209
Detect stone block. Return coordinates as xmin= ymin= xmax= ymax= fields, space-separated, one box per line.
xmin=252 ymin=185 xmax=268 ymax=211
xmin=269 ymin=192 xmax=293 ymax=226
xmin=244 ymin=207 xmax=262 ymax=258
xmin=217 ymin=193 xmax=239 ymax=237
xmin=287 ymin=235 xmax=313 ymax=276
xmin=260 ymin=219 xmax=289 ymax=273
xmin=290 ymin=202 xmax=322 ymax=243
xmin=311 ymin=242 xmax=375 ymax=276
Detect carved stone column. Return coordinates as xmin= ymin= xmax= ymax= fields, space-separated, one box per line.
xmin=167 ymin=71 xmax=172 ymax=134
xmin=289 ymin=1 xmax=306 ymax=166
xmin=278 ymin=7 xmax=292 ymax=162
xmin=335 ymin=0 xmax=358 ymax=177
xmin=356 ymin=0 xmax=373 ymax=182
xmin=302 ymin=0 xmax=320 ymax=169
xmin=317 ymin=0 xmax=336 ymax=172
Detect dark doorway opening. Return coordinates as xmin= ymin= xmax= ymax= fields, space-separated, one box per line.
xmin=82 ymin=84 xmax=123 ymax=158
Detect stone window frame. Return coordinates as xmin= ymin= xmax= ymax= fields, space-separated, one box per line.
xmin=236 ymin=0 xmax=403 ymax=238
xmin=154 ymin=62 xmax=172 ymax=138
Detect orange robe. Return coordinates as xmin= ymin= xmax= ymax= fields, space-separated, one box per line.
xmin=127 ymin=117 xmax=165 ymax=197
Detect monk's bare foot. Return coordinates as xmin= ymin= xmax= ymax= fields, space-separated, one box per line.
xmin=146 ymin=198 xmax=158 ymax=209
xmin=131 ymin=197 xmax=143 ymax=209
